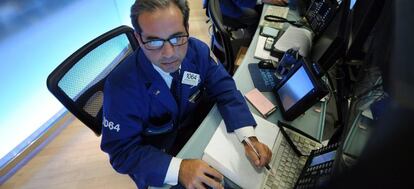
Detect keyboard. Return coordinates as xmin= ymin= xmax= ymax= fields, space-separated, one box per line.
xmin=260 ymin=5 xmax=290 ymax=29
xmin=261 ymin=127 xmax=323 ymax=189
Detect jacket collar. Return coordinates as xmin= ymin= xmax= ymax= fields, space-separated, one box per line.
xmin=136 ymin=40 xmax=200 ymax=117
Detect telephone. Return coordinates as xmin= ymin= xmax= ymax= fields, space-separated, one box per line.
xmin=294 ymin=142 xmax=341 ymax=189
xmin=264 ymin=37 xmax=275 ymax=51
xmin=305 ymin=0 xmax=343 ymax=36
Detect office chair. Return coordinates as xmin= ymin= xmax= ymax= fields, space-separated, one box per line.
xmin=47 ymin=25 xmax=139 ymax=136
xmin=207 ymin=0 xmax=250 ymax=75
xmin=204 ymin=0 xmax=252 ymax=34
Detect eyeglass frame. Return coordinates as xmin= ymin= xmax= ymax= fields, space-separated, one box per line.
xmin=138 ymin=28 xmax=189 ymax=50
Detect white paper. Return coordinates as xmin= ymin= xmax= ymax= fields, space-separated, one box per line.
xmin=274 ymin=26 xmax=313 ymax=57
xmin=202 ymin=114 xmax=279 ymax=189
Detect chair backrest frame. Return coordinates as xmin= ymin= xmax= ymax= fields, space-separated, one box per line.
xmin=207 ymin=0 xmax=236 ymax=75
xmin=47 ymin=25 xmax=139 ymax=136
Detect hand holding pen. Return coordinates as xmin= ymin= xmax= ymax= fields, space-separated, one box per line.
xmin=243 ymin=136 xmax=273 ymax=173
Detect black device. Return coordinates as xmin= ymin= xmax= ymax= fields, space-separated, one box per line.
xmin=294 ymin=142 xmax=341 ymax=189
xmin=258 ymin=59 xmax=278 ymax=69
xmin=297 ymin=0 xmax=312 ymax=16
xmin=346 ymin=0 xmax=386 ymax=60
xmin=272 ymin=58 xmax=328 ymax=121
xmin=305 ymin=0 xmax=344 ymax=38
xmin=309 ymin=0 xmax=350 ymax=72
xmin=264 ymin=37 xmax=275 ymax=51
xmin=274 ymin=48 xmax=302 ymax=79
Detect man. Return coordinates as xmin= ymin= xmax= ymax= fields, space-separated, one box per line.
xmin=220 ymin=0 xmax=289 ymax=36
xmin=101 ymin=0 xmax=272 ymax=188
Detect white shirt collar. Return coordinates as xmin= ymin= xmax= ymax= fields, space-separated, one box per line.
xmin=152 ymin=64 xmax=181 ymax=88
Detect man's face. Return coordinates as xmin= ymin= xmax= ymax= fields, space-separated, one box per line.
xmin=136 ymin=4 xmax=188 ymax=73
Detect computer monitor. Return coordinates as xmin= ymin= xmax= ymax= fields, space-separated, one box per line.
xmin=346 ymin=0 xmax=386 ymax=60
xmin=310 ymin=0 xmax=350 ymax=72
xmin=273 ymin=58 xmax=328 ymax=121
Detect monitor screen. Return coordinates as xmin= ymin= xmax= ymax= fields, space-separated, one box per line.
xmin=278 ymin=66 xmax=315 ymax=111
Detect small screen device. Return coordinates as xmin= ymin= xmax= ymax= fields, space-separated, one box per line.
xmin=273 ymin=58 xmax=328 ymax=121
xmin=264 ymin=37 xmax=275 ymax=51
xmin=294 ymin=143 xmax=340 ymax=189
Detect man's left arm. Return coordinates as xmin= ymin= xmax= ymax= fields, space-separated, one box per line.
xmin=194 ymin=38 xmax=272 ymax=167
xmin=201 ymin=59 xmax=273 ymax=170
xmin=202 ymin=57 xmax=256 ymax=131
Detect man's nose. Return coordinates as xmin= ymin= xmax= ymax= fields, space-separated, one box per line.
xmin=161 ymin=42 xmax=175 ymax=58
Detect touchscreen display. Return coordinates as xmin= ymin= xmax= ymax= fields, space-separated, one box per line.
xmin=277 ymin=66 xmax=315 ymax=111
xmin=310 ymin=150 xmax=337 ymax=166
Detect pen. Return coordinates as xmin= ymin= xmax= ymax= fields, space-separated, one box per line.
xmin=244 ymin=137 xmax=272 ymax=171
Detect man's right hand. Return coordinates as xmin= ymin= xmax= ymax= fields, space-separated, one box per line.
xmin=178 ymin=159 xmax=224 ymax=189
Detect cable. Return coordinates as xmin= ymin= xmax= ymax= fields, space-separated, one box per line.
xmin=264 ymin=15 xmax=305 ymax=28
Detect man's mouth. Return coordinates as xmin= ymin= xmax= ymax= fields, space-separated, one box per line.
xmin=162 ymin=59 xmax=178 ymax=65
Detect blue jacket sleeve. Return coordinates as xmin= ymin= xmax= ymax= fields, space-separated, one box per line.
xmin=193 ymin=40 xmax=257 ymax=131
xmin=100 ymin=57 xmax=171 ymax=189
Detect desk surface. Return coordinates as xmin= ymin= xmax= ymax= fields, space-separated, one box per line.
xmin=177 ymin=4 xmax=326 ymax=158
xmin=152 ymin=4 xmax=326 ymax=189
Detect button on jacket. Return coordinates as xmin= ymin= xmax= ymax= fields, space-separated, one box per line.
xmin=101 ymin=37 xmax=256 ymax=188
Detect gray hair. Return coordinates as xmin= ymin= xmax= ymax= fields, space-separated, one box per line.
xmin=130 ymin=0 xmax=190 ymax=33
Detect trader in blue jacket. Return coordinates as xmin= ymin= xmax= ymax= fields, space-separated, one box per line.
xmin=220 ymin=0 xmax=288 ymax=36
xmin=101 ymin=0 xmax=272 ymax=188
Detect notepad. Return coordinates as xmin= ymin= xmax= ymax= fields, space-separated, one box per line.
xmin=202 ymin=114 xmax=279 ymax=189
xmin=245 ymin=88 xmax=277 ymax=118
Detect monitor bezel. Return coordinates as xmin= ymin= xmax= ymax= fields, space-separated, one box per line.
xmin=273 ymin=58 xmax=328 ymax=121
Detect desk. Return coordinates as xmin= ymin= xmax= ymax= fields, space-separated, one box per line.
xmin=152 ymin=4 xmax=326 ymax=189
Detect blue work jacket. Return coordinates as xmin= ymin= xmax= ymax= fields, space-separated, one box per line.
xmin=220 ymin=0 xmax=257 ymax=18
xmin=101 ymin=38 xmax=256 ymax=188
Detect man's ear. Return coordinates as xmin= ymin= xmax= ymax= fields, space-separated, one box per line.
xmin=186 ymin=26 xmax=190 ymax=34
xmin=134 ymin=32 xmax=143 ymax=46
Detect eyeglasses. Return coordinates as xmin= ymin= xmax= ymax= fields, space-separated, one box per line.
xmin=139 ymin=33 xmax=189 ymax=50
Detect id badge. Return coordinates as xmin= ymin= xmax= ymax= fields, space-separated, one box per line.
xmin=181 ymin=71 xmax=200 ymax=87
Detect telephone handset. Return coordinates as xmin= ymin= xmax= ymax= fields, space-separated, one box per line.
xmin=294 ymin=142 xmax=341 ymax=189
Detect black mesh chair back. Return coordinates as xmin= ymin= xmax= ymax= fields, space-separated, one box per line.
xmin=47 ymin=26 xmax=139 ymax=136
xmin=207 ymin=0 xmax=250 ymax=75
